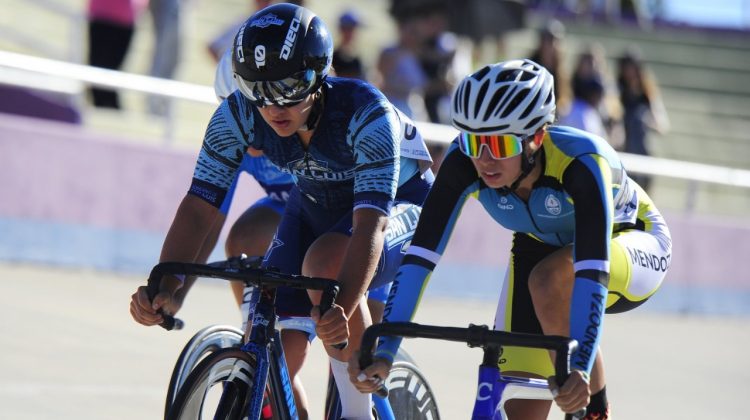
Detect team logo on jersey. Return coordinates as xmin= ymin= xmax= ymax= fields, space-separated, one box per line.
xmin=287 ymin=157 xmax=353 ymax=181
xmin=266 ymin=237 xmax=285 ymax=256
xmin=385 ymin=204 xmax=421 ymax=248
xmin=545 ymin=194 xmax=562 ymax=215
xmin=250 ymin=13 xmax=284 ymax=28
xmin=497 ymin=196 xmax=514 ymax=210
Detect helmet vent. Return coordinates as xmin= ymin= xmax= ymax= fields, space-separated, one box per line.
xmin=472 ymin=66 xmax=491 ymax=81
xmin=462 ymin=82 xmax=472 ymax=118
xmin=525 ymin=116 xmax=543 ymax=131
xmin=484 ymin=86 xmax=507 ymax=122
xmin=453 ymin=83 xmax=462 ymax=114
xmin=544 ymin=90 xmax=554 ymax=105
xmin=519 ymin=70 xmax=535 ymax=81
xmin=520 ymin=90 xmax=542 ymax=119
xmin=474 ymin=80 xmax=490 ymax=120
xmin=496 ymin=70 xmax=521 ymax=83
xmin=501 ymin=88 xmax=529 ymax=118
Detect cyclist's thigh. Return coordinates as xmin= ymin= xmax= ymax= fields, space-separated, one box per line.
xmin=607 ymin=226 xmax=671 ymax=313
xmin=494 ymin=234 xmax=561 ymax=378
xmin=228 ymin=198 xmax=284 ymax=303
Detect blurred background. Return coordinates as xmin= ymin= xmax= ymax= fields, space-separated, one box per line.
xmin=1 ymin=0 xmax=749 ymax=417
xmin=2 ymin=0 xmax=749 ymax=311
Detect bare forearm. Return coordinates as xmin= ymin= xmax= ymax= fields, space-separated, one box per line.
xmin=158 ymin=195 xmax=224 ymax=294
xmin=336 ymin=210 xmax=388 ymax=316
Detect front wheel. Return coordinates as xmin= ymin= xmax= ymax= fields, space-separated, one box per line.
xmin=385 ymin=358 xmax=441 ymax=420
xmin=167 ymin=348 xmax=261 ymax=420
xmin=165 ymin=325 xmax=244 ymax=416
xmin=324 ymin=349 xmax=440 ymax=420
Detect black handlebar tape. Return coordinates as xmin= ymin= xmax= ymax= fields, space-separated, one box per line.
xmin=145 ymin=267 xmax=184 ymax=331
xmin=318 ymin=283 xmax=348 ymax=350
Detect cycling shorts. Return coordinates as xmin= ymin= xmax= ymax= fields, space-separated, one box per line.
xmin=494 ymin=221 xmax=671 ymax=377
xmin=256 ymin=177 xmax=426 ymax=324
xmin=367 ymin=283 xmax=392 ymax=304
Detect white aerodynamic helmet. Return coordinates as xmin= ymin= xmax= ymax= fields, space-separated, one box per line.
xmin=214 ymin=48 xmax=237 ymax=101
xmin=451 ymin=59 xmax=556 ymax=136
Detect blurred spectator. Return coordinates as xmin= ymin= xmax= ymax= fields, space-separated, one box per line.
xmin=616 ymin=49 xmax=669 ymax=193
xmin=331 ymin=10 xmax=366 ymax=80
xmin=415 ymin=7 xmax=460 ymax=124
xmin=207 ymin=1 xmax=273 ymax=62
xmin=444 ymin=0 xmax=526 ymax=61
xmin=375 ymin=17 xmax=428 ymax=121
xmin=87 ymin=0 xmax=147 ymax=108
xmin=558 ymin=75 xmax=607 ymax=138
xmin=529 ymin=19 xmax=571 ymax=109
xmin=568 ymin=43 xmax=623 ymax=145
xmin=146 ymin=0 xmax=183 ymax=116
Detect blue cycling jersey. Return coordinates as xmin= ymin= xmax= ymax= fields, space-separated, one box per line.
xmin=189 ymin=77 xmax=431 ymax=214
xmin=378 ymin=126 xmax=653 ymax=375
xmin=237 ymin=153 xmax=295 ymax=202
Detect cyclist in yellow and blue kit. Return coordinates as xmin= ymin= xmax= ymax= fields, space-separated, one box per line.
xmin=349 ymin=59 xmax=672 ymax=419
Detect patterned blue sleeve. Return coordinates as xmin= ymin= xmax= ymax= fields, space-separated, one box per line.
xmin=188 ymin=99 xmax=254 ymax=207
xmin=348 ymin=99 xmax=400 ymax=214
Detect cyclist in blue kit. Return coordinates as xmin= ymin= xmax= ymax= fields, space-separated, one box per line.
xmin=130 ymin=3 xmax=433 ymax=419
xmin=349 ymin=59 xmax=672 ymax=419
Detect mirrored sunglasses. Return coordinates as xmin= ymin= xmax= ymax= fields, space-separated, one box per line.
xmin=457 ymin=132 xmax=524 ymax=160
xmin=235 ymin=69 xmax=317 ymax=107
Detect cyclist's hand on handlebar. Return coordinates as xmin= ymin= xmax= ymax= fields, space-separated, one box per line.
xmin=311 ymin=304 xmax=349 ymax=347
xmin=348 ymin=352 xmax=391 ymax=394
xmin=129 ymin=278 xmax=182 ymax=326
xmin=548 ymin=370 xmax=591 ymax=414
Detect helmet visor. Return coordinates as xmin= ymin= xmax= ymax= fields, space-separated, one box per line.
xmin=457 ymin=133 xmax=524 ymax=160
xmin=235 ymin=69 xmax=317 ymax=107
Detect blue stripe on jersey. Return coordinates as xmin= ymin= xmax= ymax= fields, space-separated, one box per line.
xmin=376 ymin=263 xmax=434 ymax=363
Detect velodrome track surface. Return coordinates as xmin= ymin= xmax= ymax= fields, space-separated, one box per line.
xmin=1 ymin=263 xmax=747 ymax=419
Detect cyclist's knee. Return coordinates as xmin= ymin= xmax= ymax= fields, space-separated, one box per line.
xmin=505 ymin=398 xmax=552 ymax=420
xmin=528 ymin=256 xmax=573 ymax=305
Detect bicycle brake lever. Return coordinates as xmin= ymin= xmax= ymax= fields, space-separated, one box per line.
xmin=159 ymin=314 xmax=184 ymax=331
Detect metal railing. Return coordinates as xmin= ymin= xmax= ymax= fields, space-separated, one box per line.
xmin=2 ymin=49 xmax=749 ymax=196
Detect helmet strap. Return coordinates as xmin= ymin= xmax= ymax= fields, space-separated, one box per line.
xmin=299 ymin=88 xmax=324 ymax=131
xmin=506 ymin=141 xmax=540 ymax=193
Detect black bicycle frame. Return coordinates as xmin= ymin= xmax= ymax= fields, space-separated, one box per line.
xmin=147 ymin=256 xmax=341 ymax=419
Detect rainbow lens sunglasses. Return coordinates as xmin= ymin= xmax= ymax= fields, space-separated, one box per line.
xmin=457 ymin=132 xmax=524 ymax=160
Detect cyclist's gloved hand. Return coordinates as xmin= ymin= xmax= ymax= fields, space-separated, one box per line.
xmin=311 ymin=304 xmax=349 ymax=347
xmin=348 ymin=352 xmax=391 ymax=394
xmin=547 ymin=369 xmax=591 ymax=415
xmin=130 ymin=275 xmax=183 ymax=326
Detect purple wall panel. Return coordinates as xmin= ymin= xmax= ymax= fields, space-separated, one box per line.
xmin=1 ymin=113 xmax=194 ymax=232
xmin=1 ymin=113 xmax=748 ymax=289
